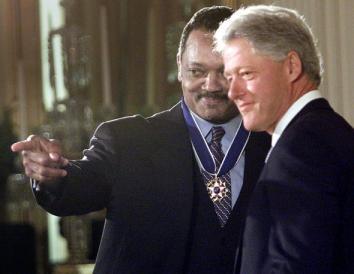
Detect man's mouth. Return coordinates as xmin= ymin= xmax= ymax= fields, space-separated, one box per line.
xmin=197 ymin=93 xmax=228 ymax=101
xmin=237 ymin=102 xmax=253 ymax=112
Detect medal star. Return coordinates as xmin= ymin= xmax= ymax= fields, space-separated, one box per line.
xmin=207 ymin=178 xmax=229 ymax=202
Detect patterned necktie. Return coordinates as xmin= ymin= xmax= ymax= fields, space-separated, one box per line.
xmin=201 ymin=126 xmax=232 ymax=227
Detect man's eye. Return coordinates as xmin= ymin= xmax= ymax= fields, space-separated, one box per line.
xmin=240 ymin=71 xmax=254 ymax=80
xmin=189 ymin=69 xmax=204 ymax=77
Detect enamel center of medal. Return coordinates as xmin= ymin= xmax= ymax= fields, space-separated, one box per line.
xmin=206 ymin=177 xmax=229 ymax=202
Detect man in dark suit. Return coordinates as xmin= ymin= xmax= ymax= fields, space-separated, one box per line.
xmin=11 ymin=6 xmax=270 ymax=274
xmin=215 ymin=5 xmax=354 ymax=274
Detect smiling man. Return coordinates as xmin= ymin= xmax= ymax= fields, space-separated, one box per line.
xmin=12 ymin=6 xmax=270 ymax=274
xmin=215 ymin=5 xmax=354 ymax=274
xmin=177 ymin=28 xmax=237 ymax=123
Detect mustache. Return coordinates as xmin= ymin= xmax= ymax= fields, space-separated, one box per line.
xmin=197 ymin=92 xmax=229 ymax=100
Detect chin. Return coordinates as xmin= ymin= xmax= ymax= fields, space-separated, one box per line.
xmin=203 ymin=115 xmax=230 ymax=124
xmin=242 ymin=119 xmax=259 ymax=132
xmin=243 ymin=123 xmax=254 ymax=131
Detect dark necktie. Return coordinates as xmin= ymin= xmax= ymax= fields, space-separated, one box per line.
xmin=201 ymin=126 xmax=232 ymax=227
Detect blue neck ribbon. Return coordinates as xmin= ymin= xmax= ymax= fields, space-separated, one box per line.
xmin=181 ymin=99 xmax=250 ymax=176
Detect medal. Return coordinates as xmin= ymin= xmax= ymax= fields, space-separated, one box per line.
xmin=181 ymin=99 xmax=250 ymax=176
xmin=206 ymin=176 xmax=229 ymax=202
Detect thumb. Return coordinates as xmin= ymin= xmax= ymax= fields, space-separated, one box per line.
xmin=49 ymin=152 xmax=61 ymax=161
xmin=49 ymin=152 xmax=69 ymax=167
xmin=41 ymin=138 xmax=63 ymax=154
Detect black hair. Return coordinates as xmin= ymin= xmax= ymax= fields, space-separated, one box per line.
xmin=177 ymin=6 xmax=233 ymax=57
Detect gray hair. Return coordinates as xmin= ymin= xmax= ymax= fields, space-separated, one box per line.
xmin=214 ymin=5 xmax=323 ymax=86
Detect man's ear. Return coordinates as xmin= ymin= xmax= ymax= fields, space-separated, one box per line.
xmin=177 ymin=54 xmax=182 ymax=81
xmin=286 ymin=51 xmax=303 ymax=83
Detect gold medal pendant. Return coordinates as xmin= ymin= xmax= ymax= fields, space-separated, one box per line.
xmin=206 ymin=176 xmax=229 ymax=202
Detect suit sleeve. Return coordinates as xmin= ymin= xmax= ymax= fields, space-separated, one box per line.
xmin=34 ymin=121 xmax=117 ymax=216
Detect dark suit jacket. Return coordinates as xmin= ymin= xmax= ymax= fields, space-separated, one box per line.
xmin=34 ymin=102 xmax=270 ymax=274
xmin=238 ymin=99 xmax=354 ymax=274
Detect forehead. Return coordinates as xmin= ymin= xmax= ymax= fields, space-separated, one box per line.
xmin=185 ymin=29 xmax=213 ymax=47
xmin=222 ymin=38 xmax=268 ymax=70
xmin=182 ymin=29 xmax=222 ymax=65
xmin=223 ymin=38 xmax=255 ymax=59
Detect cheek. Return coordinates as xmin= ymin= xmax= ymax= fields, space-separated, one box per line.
xmin=256 ymin=89 xmax=283 ymax=123
xmin=247 ymin=78 xmax=275 ymax=103
xmin=243 ymin=78 xmax=262 ymax=97
xmin=184 ymin=78 xmax=203 ymax=92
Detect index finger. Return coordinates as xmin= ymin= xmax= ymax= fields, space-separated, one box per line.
xmin=11 ymin=140 xmax=36 ymax=152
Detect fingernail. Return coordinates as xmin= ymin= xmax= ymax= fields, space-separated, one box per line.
xmin=49 ymin=153 xmax=59 ymax=160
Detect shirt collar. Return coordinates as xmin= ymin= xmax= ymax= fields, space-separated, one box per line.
xmin=272 ymin=90 xmax=322 ymax=147
xmin=190 ymin=111 xmax=241 ymax=143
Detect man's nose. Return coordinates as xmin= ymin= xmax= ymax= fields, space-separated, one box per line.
xmin=202 ymin=72 xmax=223 ymax=92
xmin=228 ymin=78 xmax=243 ymax=100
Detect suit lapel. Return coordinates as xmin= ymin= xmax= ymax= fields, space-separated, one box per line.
xmin=233 ymin=131 xmax=271 ymax=273
xmin=243 ymin=132 xmax=270 ymax=188
xmin=149 ymin=103 xmax=195 ymax=217
xmin=143 ymin=103 xmax=195 ymax=269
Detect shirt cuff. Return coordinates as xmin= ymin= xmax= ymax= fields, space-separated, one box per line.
xmin=31 ymin=178 xmax=41 ymax=191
